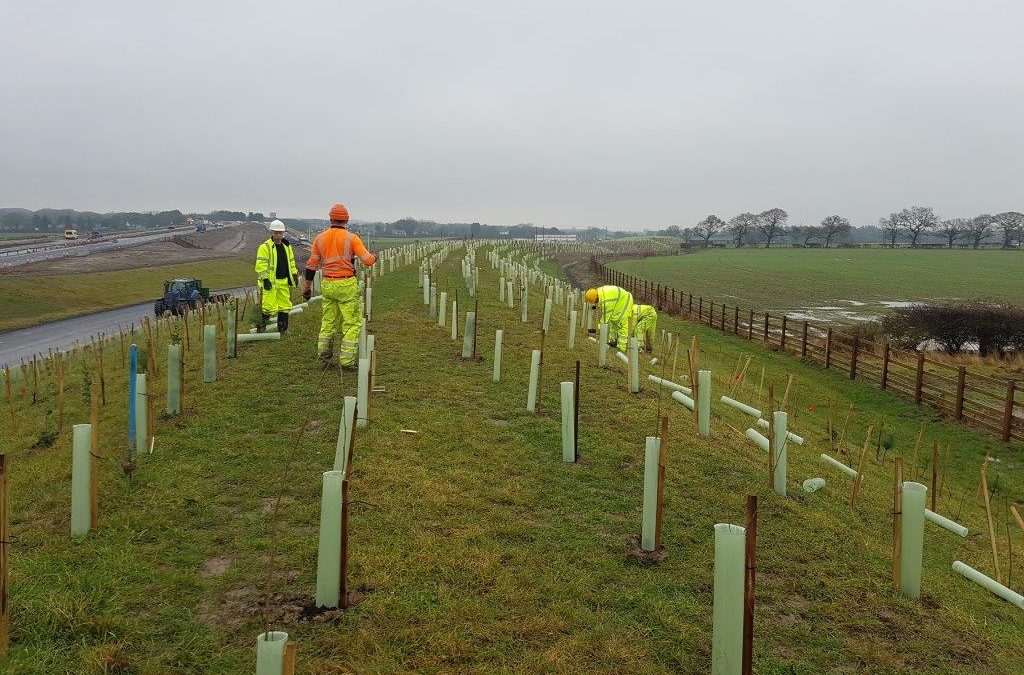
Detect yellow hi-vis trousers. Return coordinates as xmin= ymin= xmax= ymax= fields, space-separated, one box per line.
xmin=319 ymin=277 xmax=362 ymax=366
xmin=633 ymin=304 xmax=658 ymax=351
xmin=261 ymin=279 xmax=294 ymax=316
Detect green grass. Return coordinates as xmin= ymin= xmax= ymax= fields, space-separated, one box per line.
xmin=0 ymin=260 xmax=254 ymax=332
xmin=0 ymin=247 xmax=1022 ymax=672
xmin=609 ymin=248 xmax=1024 ymax=320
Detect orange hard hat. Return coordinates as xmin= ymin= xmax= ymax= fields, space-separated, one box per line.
xmin=329 ymin=203 xmax=350 ymax=223
xmin=585 ymin=288 xmax=599 ymax=304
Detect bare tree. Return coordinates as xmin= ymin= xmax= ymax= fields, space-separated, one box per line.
xmin=727 ymin=212 xmax=758 ymax=247
xmin=937 ymin=218 xmax=966 ymax=248
xmin=692 ymin=215 xmax=726 ymax=246
xmin=820 ymin=215 xmax=852 ymax=247
xmin=757 ymin=208 xmax=788 ymax=248
xmin=993 ymin=211 xmax=1024 ymax=249
xmin=879 ymin=212 xmax=904 ymax=248
xmin=964 ymin=214 xmax=994 ymax=249
xmin=792 ymin=224 xmax=823 ymax=246
xmin=900 ymin=206 xmax=938 ymax=248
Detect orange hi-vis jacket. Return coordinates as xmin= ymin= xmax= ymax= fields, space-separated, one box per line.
xmin=306 ymin=226 xmax=377 ymax=279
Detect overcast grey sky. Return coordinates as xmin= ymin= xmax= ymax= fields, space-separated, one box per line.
xmin=2 ymin=1 xmax=1022 ymax=229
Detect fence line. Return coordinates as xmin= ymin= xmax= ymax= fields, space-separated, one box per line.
xmin=591 ymin=257 xmax=1022 ymax=443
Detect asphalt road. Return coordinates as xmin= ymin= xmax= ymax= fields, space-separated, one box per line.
xmin=0 ymin=288 xmax=250 ymax=368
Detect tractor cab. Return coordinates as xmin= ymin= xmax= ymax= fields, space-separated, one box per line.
xmin=154 ymin=277 xmax=212 ymax=316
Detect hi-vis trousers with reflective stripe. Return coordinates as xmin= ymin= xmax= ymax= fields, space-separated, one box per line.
xmin=319 ymin=277 xmax=362 ymax=366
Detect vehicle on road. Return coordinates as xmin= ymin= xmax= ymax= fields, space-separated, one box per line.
xmin=63 ymin=229 xmax=78 ymax=240
xmin=153 ymin=278 xmax=227 ymax=316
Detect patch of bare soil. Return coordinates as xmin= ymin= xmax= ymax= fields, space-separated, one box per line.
xmin=625 ymin=534 xmax=668 ymax=565
xmin=200 ymin=555 xmax=233 ymax=578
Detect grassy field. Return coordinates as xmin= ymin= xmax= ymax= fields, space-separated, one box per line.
xmin=0 ymin=260 xmax=254 ymax=332
xmin=0 ymin=245 xmax=1022 ymax=672
xmin=609 ymin=248 xmax=1024 ymax=322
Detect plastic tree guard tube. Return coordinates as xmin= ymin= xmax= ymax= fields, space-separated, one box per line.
xmin=629 ymin=338 xmax=640 ymax=393
xmin=334 ymin=396 xmax=357 ymax=473
xmin=615 ymin=350 xmax=629 ymax=364
xmin=507 ymin=281 xmax=514 ymax=308
xmin=450 ymin=302 xmax=458 ymax=341
xmin=773 ymin=411 xmax=788 ymax=496
xmin=641 ymin=436 xmax=660 ymax=551
xmin=366 ymin=286 xmax=372 ymax=319
xmin=521 ymin=286 xmax=528 ymax=323
xmin=438 ymin=291 xmax=448 ymax=327
xmin=900 ymin=481 xmax=928 ymax=598
xmin=755 ymin=418 xmax=804 ymax=445
xmin=560 ymin=382 xmax=575 ymax=463
xmin=588 ymin=336 xmax=598 ymax=343
xmin=422 ymin=276 xmax=430 ymax=305
xmin=598 ymin=324 xmax=609 ymax=368
xmin=135 ymin=373 xmax=148 ymax=453
xmin=237 ymin=332 xmax=281 ymax=342
xmin=952 ymin=561 xmax=1024 ymax=609
xmin=493 ymin=330 xmax=503 ymax=382
xmin=226 ymin=308 xmax=236 ymax=358
xmin=720 ymin=396 xmax=761 ymax=418
xmin=802 ymin=477 xmax=826 ymax=492
xmin=256 ymin=631 xmax=289 ymax=675
xmin=167 ymin=344 xmax=181 ymax=414
xmin=527 ymin=350 xmax=541 ymax=412
xmin=288 ymin=306 xmax=303 ymax=315
xmin=543 ymin=298 xmax=552 ymax=331
xmin=568 ymin=310 xmax=577 ymax=348
xmin=356 ymin=358 xmax=370 ymax=428
xmin=315 ymin=470 xmax=344 ymax=607
xmin=672 ymin=390 xmax=695 ymax=410
xmin=650 ymin=358 xmax=658 ymax=366
xmin=203 ymin=325 xmax=216 ymax=383
xmin=925 ymin=509 xmax=968 ymax=537
xmin=745 ymin=428 xmax=769 ymax=452
xmin=698 ymin=370 xmax=712 ymax=437
xmin=358 ymin=323 xmax=368 ymax=358
xmin=461 ymin=312 xmax=475 ymax=358
xmin=648 ymin=375 xmax=691 ymax=395
xmin=367 ymin=334 xmax=375 ymax=357
xmin=309 ymin=295 xmax=323 ymax=303
xmin=712 ymin=523 xmax=746 ymax=675
xmin=429 ymin=284 xmax=437 ymax=319
xmin=71 ymin=423 xmax=92 ymax=536
xmin=129 ymin=344 xmax=137 ymax=455
xmin=820 ymin=454 xmax=857 ymax=477
xmin=499 ymin=278 xmax=505 ymax=302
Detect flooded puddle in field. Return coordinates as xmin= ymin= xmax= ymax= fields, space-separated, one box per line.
xmin=777 ymin=299 xmax=923 ymax=324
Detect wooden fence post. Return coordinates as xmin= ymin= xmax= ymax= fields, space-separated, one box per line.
xmin=763 ymin=313 xmax=769 ymax=343
xmin=688 ymin=294 xmax=693 ymax=315
xmin=881 ymin=342 xmax=890 ymax=390
xmin=780 ymin=315 xmax=788 ymax=351
xmin=850 ymin=335 xmax=859 ymax=380
xmin=801 ymin=322 xmax=808 ymax=357
xmin=914 ymin=352 xmax=925 ymax=404
xmin=1003 ymin=380 xmax=1016 ymax=442
xmin=708 ymin=300 xmax=714 ymax=327
xmin=748 ymin=309 xmax=754 ymax=340
xmin=825 ymin=327 xmax=833 ymax=368
xmin=720 ymin=304 xmax=726 ymax=331
xmin=734 ymin=306 xmax=740 ymax=335
xmin=955 ymin=367 xmax=966 ymax=420
xmin=698 ymin=297 xmax=703 ymax=323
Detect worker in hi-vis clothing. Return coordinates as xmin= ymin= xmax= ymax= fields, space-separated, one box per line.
xmin=255 ymin=220 xmax=299 ymax=334
xmin=301 ymin=203 xmax=377 ymax=369
xmin=585 ymin=285 xmax=634 ymax=352
xmin=632 ymin=304 xmax=658 ymax=353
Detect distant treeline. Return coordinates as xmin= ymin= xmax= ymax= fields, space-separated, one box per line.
xmin=0 ymin=208 xmax=268 ymax=233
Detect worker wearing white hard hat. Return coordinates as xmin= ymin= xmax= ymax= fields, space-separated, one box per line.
xmin=254 ymin=219 xmax=299 ymax=332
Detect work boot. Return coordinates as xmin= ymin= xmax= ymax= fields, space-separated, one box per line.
xmin=259 ymin=312 xmax=272 ymax=333
xmin=277 ymin=312 xmax=289 ymax=334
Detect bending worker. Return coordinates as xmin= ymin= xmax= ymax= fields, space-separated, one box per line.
xmin=255 ymin=219 xmax=299 ymax=333
xmin=301 ymin=203 xmax=377 ymax=368
xmin=585 ymin=285 xmax=634 ymax=351
xmin=632 ymin=303 xmax=658 ymax=353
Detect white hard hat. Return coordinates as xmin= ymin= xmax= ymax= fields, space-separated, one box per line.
xmin=269 ymin=219 xmax=286 ymax=232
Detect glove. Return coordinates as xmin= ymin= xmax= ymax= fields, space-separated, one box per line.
xmin=262 ymin=279 xmax=272 ymax=291
xmin=587 ymin=328 xmax=596 ymax=334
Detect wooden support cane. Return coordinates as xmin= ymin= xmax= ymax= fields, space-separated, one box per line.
xmin=654 ymin=416 xmax=669 ymax=551
xmin=340 ymin=477 xmax=350 ymax=609
xmin=850 ymin=426 xmax=874 ymax=508
xmin=90 ymin=382 xmax=100 ymax=529
xmin=742 ymin=494 xmax=757 ymax=675
xmin=980 ymin=458 xmax=1002 ymax=584
xmin=892 ymin=457 xmax=903 ymax=588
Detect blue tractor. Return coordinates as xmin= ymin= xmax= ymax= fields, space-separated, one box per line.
xmin=154 ymin=278 xmax=210 ymax=316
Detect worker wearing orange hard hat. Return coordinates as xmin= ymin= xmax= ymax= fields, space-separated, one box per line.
xmin=585 ymin=285 xmax=634 ymax=351
xmin=302 ymin=203 xmax=377 ymax=368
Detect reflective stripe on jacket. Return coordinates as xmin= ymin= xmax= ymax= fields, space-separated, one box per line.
xmin=596 ymin=285 xmax=634 ymax=326
xmin=306 ymin=226 xmax=377 ymax=279
xmin=255 ymin=239 xmax=298 ymax=285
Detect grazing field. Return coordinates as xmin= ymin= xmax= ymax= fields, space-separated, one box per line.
xmin=0 ymin=259 xmax=254 ymax=331
xmin=608 ymin=248 xmax=1024 ymax=323
xmin=1 ymin=243 xmax=1021 ymax=672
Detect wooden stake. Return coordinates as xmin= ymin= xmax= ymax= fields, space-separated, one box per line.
xmin=472 ymin=299 xmax=479 ymax=359
xmin=781 ymin=374 xmax=794 ymax=412
xmin=670 ymin=339 xmax=679 ymax=382
xmin=892 ymin=457 xmax=903 ymax=589
xmin=930 ymin=441 xmax=938 ymax=513
xmin=1011 ymin=504 xmax=1024 ymax=533
xmin=980 ymin=458 xmax=1002 ymax=584
xmin=850 ymin=426 xmax=874 ymax=508
xmin=742 ymin=494 xmax=757 ymax=675
xmin=573 ymin=361 xmax=580 ymax=463
xmin=90 ymin=381 xmax=100 ymax=529
xmin=283 ymin=641 xmax=296 ymax=675
xmin=0 ymin=455 xmax=8 ymax=655
xmin=767 ymin=384 xmax=775 ymax=488
xmin=340 ymin=477 xmax=350 ymax=609
xmin=911 ymin=424 xmax=924 ymax=481
xmin=654 ymin=416 xmax=668 ymax=551
xmin=2 ymin=368 xmax=14 ymax=431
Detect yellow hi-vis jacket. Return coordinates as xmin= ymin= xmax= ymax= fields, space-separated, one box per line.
xmin=596 ymin=285 xmax=634 ymax=344
xmin=255 ymin=238 xmax=299 ymax=286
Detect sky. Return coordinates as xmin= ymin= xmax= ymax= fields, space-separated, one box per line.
xmin=1 ymin=1 xmax=1022 ymax=229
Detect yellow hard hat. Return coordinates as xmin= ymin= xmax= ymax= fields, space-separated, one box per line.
xmin=585 ymin=288 xmax=599 ymax=304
